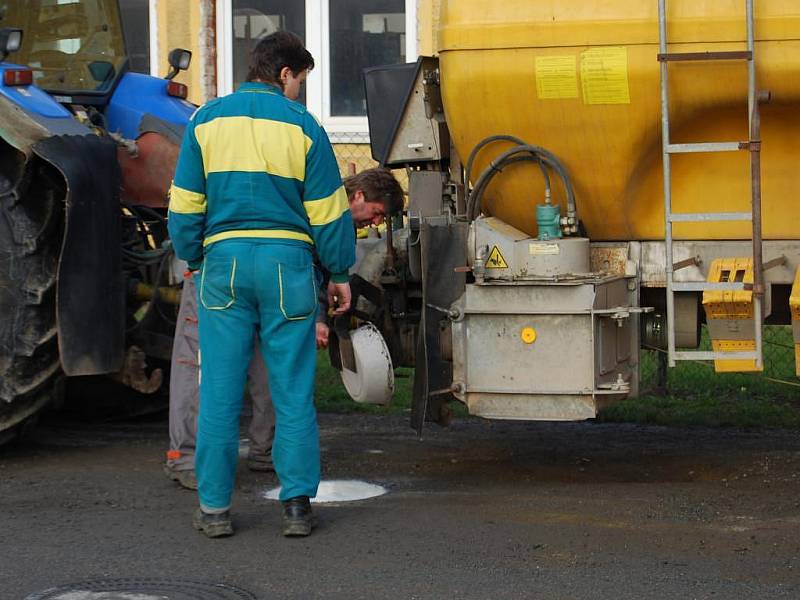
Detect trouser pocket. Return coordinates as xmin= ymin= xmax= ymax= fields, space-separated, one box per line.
xmin=278 ymin=262 xmax=317 ymax=320
xmin=200 ymin=257 xmax=237 ymax=310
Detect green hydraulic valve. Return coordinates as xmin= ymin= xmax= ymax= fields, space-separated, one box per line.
xmin=536 ymin=203 xmax=562 ymax=240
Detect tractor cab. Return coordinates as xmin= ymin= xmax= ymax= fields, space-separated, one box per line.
xmin=0 ymin=0 xmax=128 ymax=102
xmin=0 ymin=0 xmax=193 ymax=141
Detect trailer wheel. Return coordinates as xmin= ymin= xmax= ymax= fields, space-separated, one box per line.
xmin=0 ymin=154 xmax=65 ymax=443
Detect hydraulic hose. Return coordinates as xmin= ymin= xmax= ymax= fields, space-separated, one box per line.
xmin=467 ymin=154 xmax=551 ymax=220
xmin=464 ymin=136 xmax=577 ymax=226
xmin=464 ymin=134 xmax=529 ymax=194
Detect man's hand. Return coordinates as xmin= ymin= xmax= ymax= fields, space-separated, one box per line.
xmin=316 ymin=322 xmax=330 ymax=349
xmin=327 ymin=281 xmax=351 ymax=316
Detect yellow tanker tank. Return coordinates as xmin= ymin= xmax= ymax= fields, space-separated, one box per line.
xmin=439 ymin=0 xmax=800 ymax=241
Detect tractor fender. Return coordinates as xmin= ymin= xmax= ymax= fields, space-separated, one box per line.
xmin=33 ymin=134 xmax=124 ymax=376
xmin=0 ymin=91 xmax=123 ymax=376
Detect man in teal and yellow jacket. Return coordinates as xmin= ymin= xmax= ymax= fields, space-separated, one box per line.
xmin=168 ymin=31 xmax=354 ymax=538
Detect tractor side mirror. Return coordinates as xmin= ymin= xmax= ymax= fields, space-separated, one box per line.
xmin=165 ymin=48 xmax=191 ymax=81
xmin=0 ymin=28 xmax=23 ymax=62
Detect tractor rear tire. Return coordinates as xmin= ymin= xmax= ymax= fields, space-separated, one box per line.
xmin=0 ymin=156 xmax=65 ymax=443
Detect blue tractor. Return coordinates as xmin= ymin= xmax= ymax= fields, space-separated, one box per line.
xmin=0 ymin=1 xmax=195 ymax=441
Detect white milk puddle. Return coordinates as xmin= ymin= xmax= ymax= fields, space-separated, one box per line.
xmin=263 ymin=480 xmax=387 ymax=503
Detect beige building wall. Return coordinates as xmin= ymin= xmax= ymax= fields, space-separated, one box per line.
xmin=418 ymin=0 xmax=441 ymax=56
xmin=155 ymin=0 xmax=216 ymax=105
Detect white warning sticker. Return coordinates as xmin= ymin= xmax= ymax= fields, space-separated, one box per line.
xmin=529 ymin=243 xmax=561 ymax=256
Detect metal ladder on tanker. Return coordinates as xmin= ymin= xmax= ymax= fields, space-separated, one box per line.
xmin=657 ymin=0 xmax=765 ymax=368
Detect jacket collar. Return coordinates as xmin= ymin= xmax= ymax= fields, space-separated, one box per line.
xmin=237 ymin=81 xmax=283 ymax=96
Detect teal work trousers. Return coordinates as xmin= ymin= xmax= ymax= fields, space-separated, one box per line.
xmin=195 ymin=239 xmax=320 ymax=511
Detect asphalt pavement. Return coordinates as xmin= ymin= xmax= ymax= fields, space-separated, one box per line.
xmin=2 ymin=412 xmax=800 ymax=599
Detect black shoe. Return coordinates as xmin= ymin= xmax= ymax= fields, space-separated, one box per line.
xmin=281 ymin=496 xmax=315 ymax=537
xmin=192 ymin=508 xmax=234 ymax=538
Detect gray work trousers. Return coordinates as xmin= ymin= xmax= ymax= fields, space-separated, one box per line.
xmin=167 ymin=273 xmax=274 ymax=471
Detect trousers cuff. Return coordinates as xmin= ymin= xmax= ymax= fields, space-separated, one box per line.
xmin=199 ymin=502 xmax=231 ymax=514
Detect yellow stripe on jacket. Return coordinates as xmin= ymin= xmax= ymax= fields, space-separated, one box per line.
xmin=194 ymin=116 xmax=313 ymax=180
xmin=203 ymin=229 xmax=314 ymax=247
xmin=169 ymin=185 xmax=207 ymax=214
xmin=304 ymin=186 xmax=349 ymax=227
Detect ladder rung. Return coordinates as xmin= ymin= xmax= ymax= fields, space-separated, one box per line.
xmin=673 ymin=351 xmax=760 ymax=361
xmin=671 ymin=282 xmax=752 ymax=292
xmin=657 ymin=51 xmax=752 ymax=62
xmin=666 ymin=142 xmax=743 ymax=154
xmin=669 ymin=212 xmax=752 ymax=223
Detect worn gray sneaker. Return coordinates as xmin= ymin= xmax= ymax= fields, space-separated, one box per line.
xmin=192 ymin=508 xmax=234 ymax=538
xmin=163 ymin=464 xmax=198 ymax=490
xmin=246 ymin=449 xmax=274 ymax=472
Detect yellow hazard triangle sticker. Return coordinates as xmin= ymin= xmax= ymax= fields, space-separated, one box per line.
xmin=486 ymin=245 xmax=508 ymax=269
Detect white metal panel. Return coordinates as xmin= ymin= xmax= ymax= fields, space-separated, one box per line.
xmin=149 ymin=0 xmax=159 ymax=76
xmin=215 ymin=0 xmax=233 ymax=96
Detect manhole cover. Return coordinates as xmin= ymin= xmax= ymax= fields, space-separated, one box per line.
xmin=25 ymin=578 xmax=257 ymax=600
xmin=263 ymin=479 xmax=387 ymax=503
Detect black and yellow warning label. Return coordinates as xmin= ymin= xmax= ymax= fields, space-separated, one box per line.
xmin=486 ymin=245 xmax=509 ymax=269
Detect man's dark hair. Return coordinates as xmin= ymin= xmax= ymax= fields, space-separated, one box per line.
xmin=343 ymin=168 xmax=405 ymax=215
xmin=246 ymin=31 xmax=314 ymax=84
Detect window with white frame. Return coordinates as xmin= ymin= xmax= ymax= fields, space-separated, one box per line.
xmin=217 ymin=0 xmax=416 ymax=139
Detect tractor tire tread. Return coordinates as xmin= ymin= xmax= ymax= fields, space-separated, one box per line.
xmin=0 ymin=155 xmax=64 ymax=441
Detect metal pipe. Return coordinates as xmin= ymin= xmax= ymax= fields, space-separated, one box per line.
xmin=747 ymin=0 xmax=764 ymax=370
xmin=385 ymin=214 xmax=396 ymax=272
xmin=134 ymin=282 xmax=181 ymax=305
xmin=746 ymin=0 xmax=755 ymax=119
xmin=658 ymin=0 xmax=676 ymax=367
